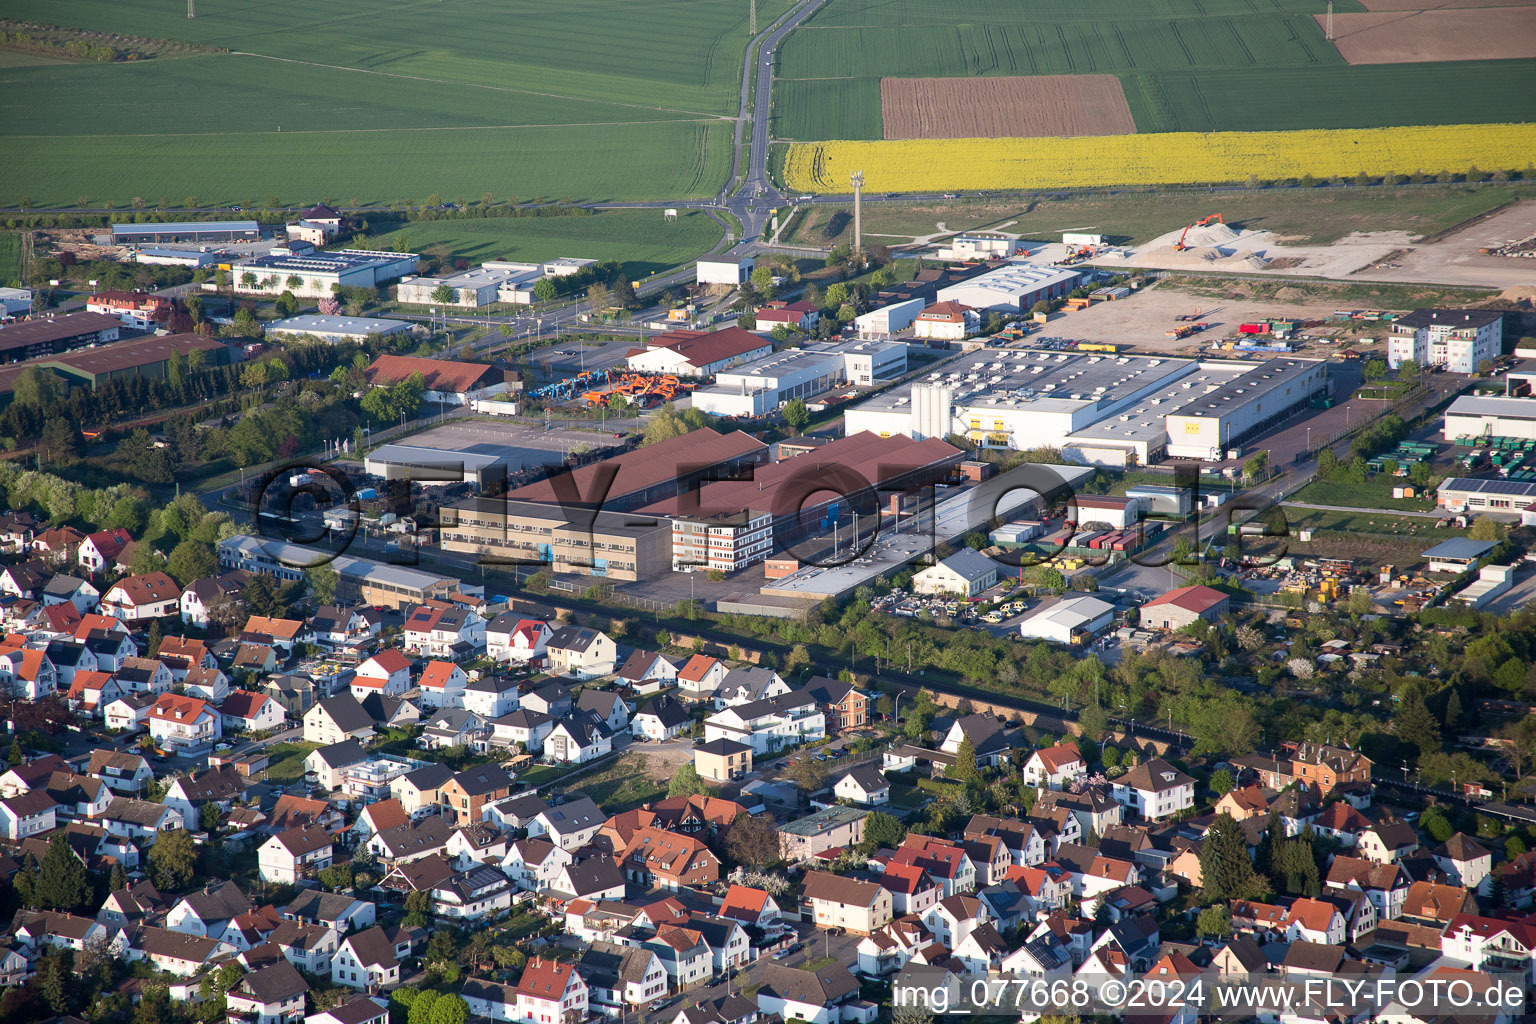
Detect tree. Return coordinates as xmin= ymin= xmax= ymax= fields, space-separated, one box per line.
xmin=1196 ymin=904 xmax=1233 ymax=939
xmin=1469 ymin=516 xmax=1505 ymax=542
xmin=1077 ymin=702 xmax=1108 ymax=742
xmin=307 ymin=562 xmax=339 ymax=605
xmin=147 ymin=826 xmax=197 ymax=890
xmin=34 ymin=832 xmax=90 ymax=911
xmin=166 ymin=539 xmax=216 ymax=585
xmin=407 ymin=990 xmax=440 ymax=1024
xmin=402 ymin=889 xmax=431 ymax=927
xmin=723 ymin=811 xmax=779 ymax=866
xmin=39 ymin=950 xmax=71 ymax=1013
xmin=7 ymin=739 xmax=20 ymax=766
xmin=1397 ymin=358 xmax=1419 ymax=384
xmin=750 ymin=265 xmax=775 ymax=300
xmin=12 ymin=366 xmax=65 ymax=409
xmin=948 ymin=734 xmax=979 ymax=783
xmin=1208 ymin=768 xmax=1235 ymax=797
xmin=1419 ymin=807 xmax=1454 ymax=843
xmin=1362 ymin=359 xmax=1388 ymax=381
xmin=1395 ymin=686 xmax=1442 ymax=758
xmin=1200 ymin=813 xmax=1266 ymax=902
xmin=532 ymin=277 xmax=558 ymax=303
xmin=782 ymin=397 xmax=809 ymax=434
xmin=431 ymin=284 xmax=455 ymax=305
xmin=859 ymin=811 xmax=906 ymax=855
xmin=668 ymin=763 xmax=707 ymax=799
xmin=430 ymin=996 xmax=469 ymax=1024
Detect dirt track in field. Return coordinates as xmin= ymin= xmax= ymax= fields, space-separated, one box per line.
xmin=1320 ymin=6 xmax=1536 ymax=62
xmin=881 ymin=75 xmax=1137 ymax=140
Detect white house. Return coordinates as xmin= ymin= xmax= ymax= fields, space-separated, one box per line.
xmin=220 ymin=690 xmax=286 ymax=733
xmin=402 ymin=602 xmax=484 ymax=659
xmin=912 ymin=549 xmax=999 ymax=598
xmin=226 ymin=960 xmax=310 ymax=1024
xmin=631 ymin=695 xmax=690 ymax=741
xmin=0 ymin=790 xmax=57 ymax=840
xmin=462 ymin=675 xmax=520 ymax=719
xmin=542 ymin=714 xmax=613 ymax=764
xmin=486 ymin=617 xmax=551 ymax=664
xmin=100 ymin=572 xmax=182 ymax=622
xmin=544 ymin=626 xmax=617 ymax=680
xmin=512 ymin=958 xmax=588 ymax=1024
xmin=702 ymin=690 xmax=825 ymax=755
xmin=332 ymin=926 xmax=412 ymax=991
xmin=417 ymin=660 xmax=470 ymax=710
xmin=754 ymin=963 xmax=863 ymax=1024
xmin=832 ymin=764 xmax=891 ymax=806
xmin=303 ymin=695 xmax=377 ymax=745
xmin=259 ymin=826 xmax=335 ymax=885
xmin=1022 ymin=742 xmax=1087 ymax=790
xmin=146 ymin=693 xmax=222 ymax=753
xmin=1110 ymin=759 xmax=1195 ymax=821
xmin=350 ymin=650 xmax=413 ymax=700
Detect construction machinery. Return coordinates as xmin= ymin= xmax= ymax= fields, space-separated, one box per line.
xmin=580 ymin=373 xmax=692 ymax=407
xmin=1164 ymin=322 xmax=1210 ymax=339
xmin=1175 ymin=213 xmax=1225 ymax=251
xmin=1060 ymin=244 xmax=1099 ymax=266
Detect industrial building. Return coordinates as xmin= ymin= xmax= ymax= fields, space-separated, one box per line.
xmin=637 ymin=431 xmax=964 ymax=552
xmin=1422 ymin=538 xmax=1497 ymax=574
xmin=689 ymin=339 xmax=904 ymax=418
xmin=912 ymin=549 xmax=999 ymax=597
xmin=1443 ymin=394 xmax=1536 ymax=443
xmin=697 ymin=255 xmax=753 ymax=286
xmin=1125 ymin=484 xmax=1194 ymax=518
xmin=934 ymin=262 xmax=1081 ymax=313
xmin=1018 ymin=594 xmax=1115 ymax=644
xmin=265 ymin=315 xmax=416 ymax=344
xmin=230 ymin=248 xmax=421 ymax=299
xmin=0 ymin=312 xmax=122 ymax=363
xmin=112 ymin=220 xmax=260 ymax=244
xmin=669 ymin=510 xmax=773 ymax=572
xmin=364 ymin=444 xmax=505 ymax=487
xmin=439 ymin=497 xmax=672 ymax=581
xmin=854 ymin=298 xmax=924 ymax=338
xmin=625 ymin=327 xmax=773 ymax=378
xmin=934 ymin=234 xmax=1024 ymax=261
xmin=132 ymin=247 xmax=220 ymax=268
xmin=845 ymin=349 xmax=1325 ymax=466
xmin=397 ymin=263 xmax=533 ymax=308
xmin=218 ymin=535 xmax=481 ymax=609
xmin=0 ymin=288 xmax=33 ymax=317
xmin=504 ymin=428 xmax=769 ymax=512
xmin=1436 ymin=477 xmax=1536 ymax=513
xmin=1387 ymin=309 xmax=1503 ymax=374
xmin=0 ymin=332 xmax=228 ymax=401
xmin=364 ymin=354 xmax=509 ymax=405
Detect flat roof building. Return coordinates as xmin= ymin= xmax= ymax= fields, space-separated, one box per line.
xmin=1422 ymin=538 xmax=1497 ymax=574
xmin=847 ymin=348 xmax=1323 ymax=466
xmin=697 ymin=255 xmax=753 ymax=286
xmin=439 ymin=497 xmax=671 ymax=582
xmin=935 ymin=261 xmax=1081 ymax=313
xmin=690 ymin=348 xmax=846 ymax=419
xmin=1443 ymin=394 xmax=1536 ymax=444
xmin=218 ymin=534 xmax=481 ymax=609
xmin=231 ymin=249 xmax=420 ymax=299
xmin=397 ymin=263 xmax=538 ymax=309
xmin=265 ymin=315 xmax=416 ymax=344
xmin=1437 ymin=477 xmax=1536 ymax=513
xmin=113 ymin=220 xmax=260 ymax=244
xmin=364 ymin=444 xmax=505 ymax=487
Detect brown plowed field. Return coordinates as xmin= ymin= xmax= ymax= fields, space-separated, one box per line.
xmin=1321 ymin=7 xmax=1536 ymax=62
xmin=880 ymin=75 xmax=1137 ymax=140
xmin=1357 ymin=0 xmax=1534 ymax=11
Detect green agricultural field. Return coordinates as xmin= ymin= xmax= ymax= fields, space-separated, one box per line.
xmin=368 ymin=209 xmax=725 ymax=281
xmin=0 ymin=233 xmax=20 ymax=286
xmin=4 ymin=121 xmax=733 ymax=208
xmin=0 ymin=0 xmax=792 ymax=205
xmin=772 ymin=0 xmax=1536 ymax=139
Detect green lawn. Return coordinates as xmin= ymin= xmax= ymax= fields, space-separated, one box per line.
xmin=1287 ymin=477 xmax=1438 ymax=513
xmin=772 ymin=0 xmax=1536 ymax=139
xmin=0 ymin=233 xmax=20 ymax=286
xmin=782 ymin=186 xmax=1529 ymax=248
xmin=1287 ymin=507 xmax=1461 ymax=542
xmin=0 ymin=0 xmax=794 ymax=205
xmin=263 ymin=741 xmax=320 ymax=783
xmin=368 ymin=210 xmax=724 ymax=282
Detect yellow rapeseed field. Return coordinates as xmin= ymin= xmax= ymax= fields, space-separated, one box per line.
xmin=782 ymin=124 xmax=1536 ymax=192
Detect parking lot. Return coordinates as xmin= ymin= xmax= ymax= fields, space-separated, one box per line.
xmin=529 ymin=339 xmax=638 ymax=382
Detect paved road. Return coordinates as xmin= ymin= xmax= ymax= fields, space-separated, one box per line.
xmin=1279 ymin=501 xmax=1445 ymax=519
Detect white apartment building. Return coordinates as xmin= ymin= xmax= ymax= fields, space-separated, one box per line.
xmin=669 ymin=510 xmax=773 ymax=572
xmin=1387 ymin=309 xmax=1503 ymax=374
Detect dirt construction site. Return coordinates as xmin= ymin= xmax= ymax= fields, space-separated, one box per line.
xmin=1098 ymin=200 xmax=1536 ymax=288
xmin=880 ymin=75 xmax=1137 ymax=140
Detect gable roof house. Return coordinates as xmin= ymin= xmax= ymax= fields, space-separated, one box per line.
xmin=677 ymin=654 xmax=728 ymax=702
xmin=303 ymin=739 xmax=370 ymax=791
xmin=803 ymin=675 xmax=869 ymax=733
xmin=544 ymin=625 xmax=617 ymax=680
xmin=803 ymin=870 xmax=893 ymax=936
xmin=512 ymin=958 xmax=589 ymax=1024
xmin=631 ymin=694 xmax=690 ymax=741
xmin=331 ymin=925 xmax=416 ymax=991
xmin=349 ymin=650 xmax=413 ymax=699
xmin=1111 ymin=759 xmax=1196 ymax=821
xmin=304 ymin=695 xmax=377 ymax=746
xmin=100 ymin=572 xmax=182 ymax=621
xmin=619 ymin=826 xmax=720 ymax=889
xmin=402 ymin=601 xmax=485 ymax=660
xmin=615 ymin=649 xmax=678 ymax=693
xmin=259 ymin=826 xmax=335 ymax=885
xmin=485 ymin=615 xmax=551 ymax=664
xmin=754 ymin=963 xmax=865 ymax=1024
xmin=226 ymin=959 xmax=310 ymax=1024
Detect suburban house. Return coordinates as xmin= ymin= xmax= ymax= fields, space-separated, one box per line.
xmin=1111 ymin=759 xmax=1196 ymax=821
xmin=1022 ymin=742 xmax=1088 ymax=790
xmin=486 ymin=617 xmax=552 ymax=664
xmin=258 ymin=826 xmax=335 ymax=885
xmin=304 ymin=695 xmax=378 ymax=745
xmin=544 ymin=626 xmax=617 ymax=680
xmin=803 ymin=870 xmax=893 ymax=935
xmin=803 ymin=676 xmax=869 ymax=733
xmin=832 ymin=764 xmax=891 ymax=806
xmin=101 ymin=572 xmax=183 ymax=621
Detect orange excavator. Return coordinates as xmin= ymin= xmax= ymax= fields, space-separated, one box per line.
xmin=1175 ymin=213 xmax=1224 ymax=251
xmin=581 ymin=373 xmax=690 ymax=406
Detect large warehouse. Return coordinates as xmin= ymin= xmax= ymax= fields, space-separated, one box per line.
xmin=1437 ymin=477 xmax=1536 ymax=513
xmin=934 ymin=262 xmax=1081 ymax=313
xmin=1443 ymin=394 xmax=1536 ymax=443
xmin=845 ymin=349 xmax=1324 ymax=466
xmin=231 ymin=248 xmax=420 ymax=299
xmin=626 ymin=327 xmax=773 ymax=377
xmin=0 ymin=312 xmax=121 ymax=363
xmin=689 ymin=339 xmax=904 ymax=418
xmin=265 ymin=314 xmax=416 ymax=344
xmin=113 ymin=220 xmax=260 ymax=244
